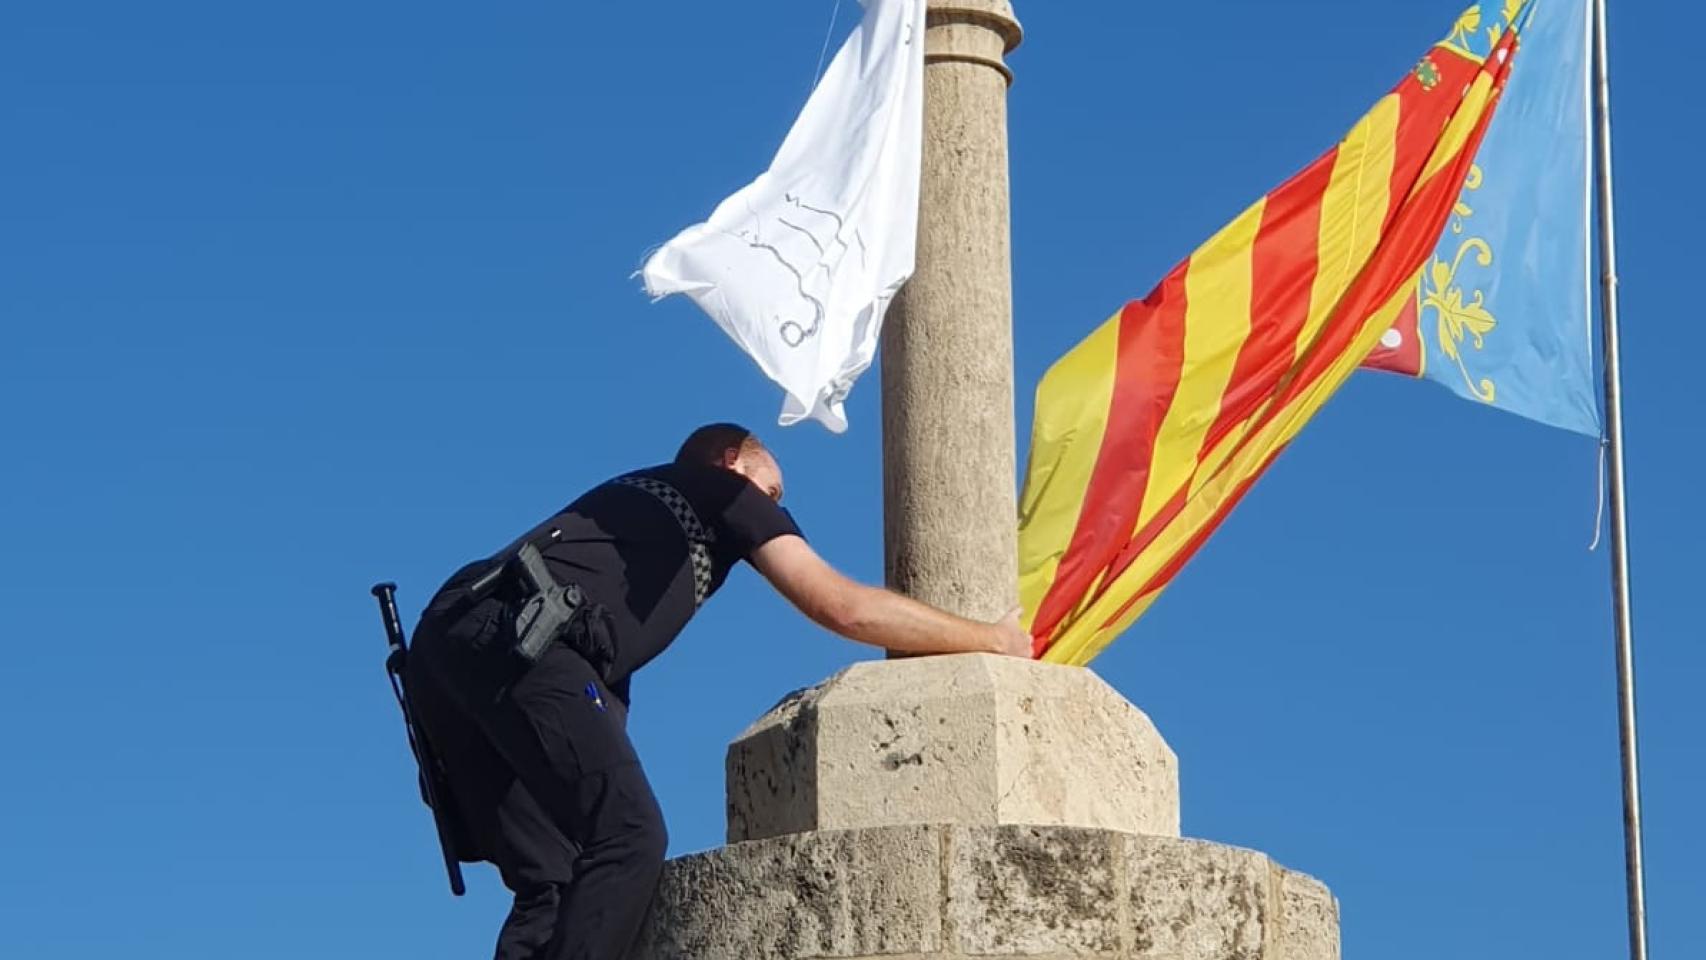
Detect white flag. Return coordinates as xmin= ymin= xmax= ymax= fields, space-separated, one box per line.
xmin=640 ymin=0 xmax=924 ymax=433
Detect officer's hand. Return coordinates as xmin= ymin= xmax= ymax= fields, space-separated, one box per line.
xmin=989 ymin=607 xmax=1035 ymax=659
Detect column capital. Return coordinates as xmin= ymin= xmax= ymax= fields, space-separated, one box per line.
xmin=925 ymin=0 xmax=1023 ymax=84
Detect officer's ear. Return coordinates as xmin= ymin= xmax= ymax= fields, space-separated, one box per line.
xmin=720 ymin=447 xmax=741 ymax=469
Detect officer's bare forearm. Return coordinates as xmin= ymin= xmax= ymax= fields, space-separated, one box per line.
xmin=749 ymin=535 xmax=1029 ymax=657
xmin=832 ymin=582 xmax=1004 ymax=655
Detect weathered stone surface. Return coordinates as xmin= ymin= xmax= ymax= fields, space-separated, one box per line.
xmin=726 ymin=655 xmax=1179 ymax=844
xmin=632 ymin=825 xmax=946 ymax=960
xmin=633 ymin=825 xmax=1338 ymax=960
xmin=1126 ymin=836 xmax=1271 ymax=960
xmin=725 ymin=687 xmax=820 ymax=844
xmin=946 ymin=826 xmax=1123 ymax=956
xmin=1276 ymin=869 xmax=1341 ymax=960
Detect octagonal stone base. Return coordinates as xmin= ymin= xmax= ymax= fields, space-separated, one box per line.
xmin=726 ymin=655 xmax=1179 ymax=843
xmin=630 ymin=825 xmax=1338 ymax=960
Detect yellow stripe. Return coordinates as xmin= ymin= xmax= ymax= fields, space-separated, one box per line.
xmin=1414 ymin=69 xmax=1497 ymax=195
xmin=1043 ymin=277 xmax=1420 ymax=666
xmin=1189 ymin=413 xmax=1252 ymax=497
xmin=1130 ymin=200 xmax=1265 ymax=532
xmin=1016 ymin=310 xmax=1122 ymax=631
xmin=1295 ymin=94 xmax=1401 ymax=361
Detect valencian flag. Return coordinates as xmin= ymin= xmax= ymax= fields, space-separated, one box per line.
xmin=1365 ymin=0 xmax=1598 ymax=435
xmin=1019 ymin=1 xmax=1574 ymax=666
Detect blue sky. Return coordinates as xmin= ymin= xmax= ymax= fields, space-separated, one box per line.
xmin=2 ymin=1 xmax=1699 ymax=957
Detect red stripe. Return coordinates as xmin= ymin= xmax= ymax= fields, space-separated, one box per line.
xmin=1199 ymin=151 xmax=1338 ymax=458
xmin=1030 ymin=267 xmax=1190 ymax=643
xmin=1096 ymin=449 xmax=1282 ymax=632
xmin=1361 ymin=291 xmax=1423 ymax=376
xmin=1377 ymin=47 xmax=1484 ymax=230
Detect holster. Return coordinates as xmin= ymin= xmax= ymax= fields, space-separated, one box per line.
xmin=458 ymin=542 xmax=619 ymax=683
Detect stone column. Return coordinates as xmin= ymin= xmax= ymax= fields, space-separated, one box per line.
xmin=881 ymin=0 xmax=1024 ymax=620
xmin=632 ymin=655 xmax=1341 ymax=960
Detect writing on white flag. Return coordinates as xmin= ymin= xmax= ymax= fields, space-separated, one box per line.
xmin=640 ymin=0 xmax=924 ymax=432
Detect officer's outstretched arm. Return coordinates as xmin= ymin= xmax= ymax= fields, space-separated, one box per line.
xmin=750 ymin=535 xmax=1032 ymax=658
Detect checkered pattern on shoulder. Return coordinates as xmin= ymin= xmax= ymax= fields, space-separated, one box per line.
xmin=613 ymin=475 xmax=716 ymax=606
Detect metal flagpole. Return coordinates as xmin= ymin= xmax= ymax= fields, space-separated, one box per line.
xmin=1590 ymin=1 xmax=1649 ymax=959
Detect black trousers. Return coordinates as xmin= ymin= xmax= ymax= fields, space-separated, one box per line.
xmin=407 ymin=596 xmax=667 ymax=960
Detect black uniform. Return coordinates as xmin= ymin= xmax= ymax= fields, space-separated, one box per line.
xmin=406 ymin=462 xmax=801 ymax=960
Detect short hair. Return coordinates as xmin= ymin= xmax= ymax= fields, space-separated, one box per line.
xmin=676 ymin=422 xmax=767 ymax=466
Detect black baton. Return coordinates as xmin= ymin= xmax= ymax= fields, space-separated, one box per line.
xmin=371 ymin=582 xmax=467 ymax=897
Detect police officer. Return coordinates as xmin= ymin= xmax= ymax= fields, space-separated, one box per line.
xmin=406 ymin=423 xmax=1033 ymax=960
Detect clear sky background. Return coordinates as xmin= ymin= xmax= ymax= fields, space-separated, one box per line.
xmin=2 ymin=1 xmax=1699 ymax=957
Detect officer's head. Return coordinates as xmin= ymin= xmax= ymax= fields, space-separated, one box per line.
xmin=677 ymin=423 xmax=784 ymax=503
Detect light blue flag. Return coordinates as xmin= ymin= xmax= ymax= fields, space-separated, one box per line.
xmin=1365 ymin=0 xmax=1601 ymax=436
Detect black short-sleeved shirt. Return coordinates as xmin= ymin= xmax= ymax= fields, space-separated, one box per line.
xmin=498 ymin=462 xmax=801 ymax=684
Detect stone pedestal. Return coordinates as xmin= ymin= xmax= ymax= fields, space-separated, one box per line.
xmin=631 ymin=656 xmax=1340 ymax=960
xmin=726 ymin=655 xmax=1178 ymax=842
